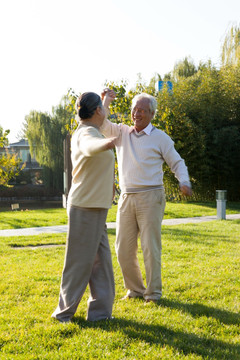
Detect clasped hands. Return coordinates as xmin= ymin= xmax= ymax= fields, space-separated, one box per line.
xmin=101 ymin=88 xmax=116 ymax=107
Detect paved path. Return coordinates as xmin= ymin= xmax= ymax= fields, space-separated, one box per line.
xmin=0 ymin=214 xmax=239 ymax=237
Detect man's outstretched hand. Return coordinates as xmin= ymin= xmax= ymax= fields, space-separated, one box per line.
xmin=180 ymin=185 xmax=192 ymax=197
xmin=101 ymin=88 xmax=116 ymax=108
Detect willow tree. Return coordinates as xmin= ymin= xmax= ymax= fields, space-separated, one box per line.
xmin=172 ymin=57 xmax=197 ymax=80
xmin=24 ymin=96 xmax=73 ymax=191
xmin=221 ymin=24 xmax=240 ymax=66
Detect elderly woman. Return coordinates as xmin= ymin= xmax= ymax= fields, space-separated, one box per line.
xmin=52 ymin=91 xmax=116 ymax=322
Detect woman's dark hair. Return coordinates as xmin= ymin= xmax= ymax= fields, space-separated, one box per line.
xmin=76 ymin=92 xmax=102 ymax=120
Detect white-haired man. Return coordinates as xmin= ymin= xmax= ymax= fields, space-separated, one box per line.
xmin=102 ymin=91 xmax=192 ymax=303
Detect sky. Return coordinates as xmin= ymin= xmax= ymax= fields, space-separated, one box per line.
xmin=0 ymin=0 xmax=239 ymax=143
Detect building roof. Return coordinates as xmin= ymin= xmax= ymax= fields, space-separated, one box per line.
xmin=9 ymin=139 xmax=29 ymax=147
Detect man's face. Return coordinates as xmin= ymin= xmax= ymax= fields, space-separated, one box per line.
xmin=131 ymin=98 xmax=154 ymax=132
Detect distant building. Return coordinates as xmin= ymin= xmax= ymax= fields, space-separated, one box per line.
xmin=0 ymin=139 xmax=43 ymax=184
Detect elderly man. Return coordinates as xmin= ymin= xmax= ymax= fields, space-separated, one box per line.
xmin=102 ymin=91 xmax=192 ymax=302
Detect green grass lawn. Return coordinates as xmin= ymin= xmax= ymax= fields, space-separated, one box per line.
xmin=0 ymin=220 xmax=239 ymax=359
xmin=0 ymin=201 xmax=240 ymax=230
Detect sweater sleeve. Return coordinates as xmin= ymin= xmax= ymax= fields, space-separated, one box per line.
xmin=160 ymin=132 xmax=191 ymax=186
xmin=100 ymin=118 xmax=121 ymax=138
xmin=79 ymin=127 xmax=111 ymax=156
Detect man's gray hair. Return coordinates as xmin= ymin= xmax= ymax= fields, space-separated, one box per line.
xmin=132 ymin=93 xmax=157 ymax=115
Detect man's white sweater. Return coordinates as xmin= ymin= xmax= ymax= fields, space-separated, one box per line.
xmin=101 ymin=119 xmax=190 ymax=193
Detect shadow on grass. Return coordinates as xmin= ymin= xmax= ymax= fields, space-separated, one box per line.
xmin=162 ymin=226 xmax=236 ymax=244
xmin=109 ymin=223 xmax=237 ymax=245
xmin=0 ymin=218 xmax=37 ymax=229
xmin=3 ymin=233 xmax=66 ymax=248
xmin=10 ymin=242 xmax=65 ymax=248
xmin=160 ymin=298 xmax=240 ymax=325
xmin=71 ymin=316 xmax=239 ymax=359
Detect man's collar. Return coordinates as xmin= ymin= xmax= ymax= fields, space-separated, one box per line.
xmin=131 ymin=123 xmax=153 ymax=135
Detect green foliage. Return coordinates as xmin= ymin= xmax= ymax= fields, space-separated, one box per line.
xmin=64 ymin=88 xmax=79 ymax=134
xmin=0 ymin=128 xmax=23 ymax=187
xmin=0 ymin=127 xmax=10 ymax=147
xmin=0 ymin=152 xmax=23 ymax=186
xmin=163 ymin=64 xmax=240 ymax=199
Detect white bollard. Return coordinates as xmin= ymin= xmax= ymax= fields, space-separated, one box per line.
xmin=216 ymin=190 xmax=227 ymax=220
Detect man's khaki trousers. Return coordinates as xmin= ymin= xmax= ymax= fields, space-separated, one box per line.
xmin=116 ymin=189 xmax=166 ymax=300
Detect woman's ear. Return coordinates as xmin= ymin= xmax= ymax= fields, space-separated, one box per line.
xmin=95 ymin=106 xmax=103 ymax=116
